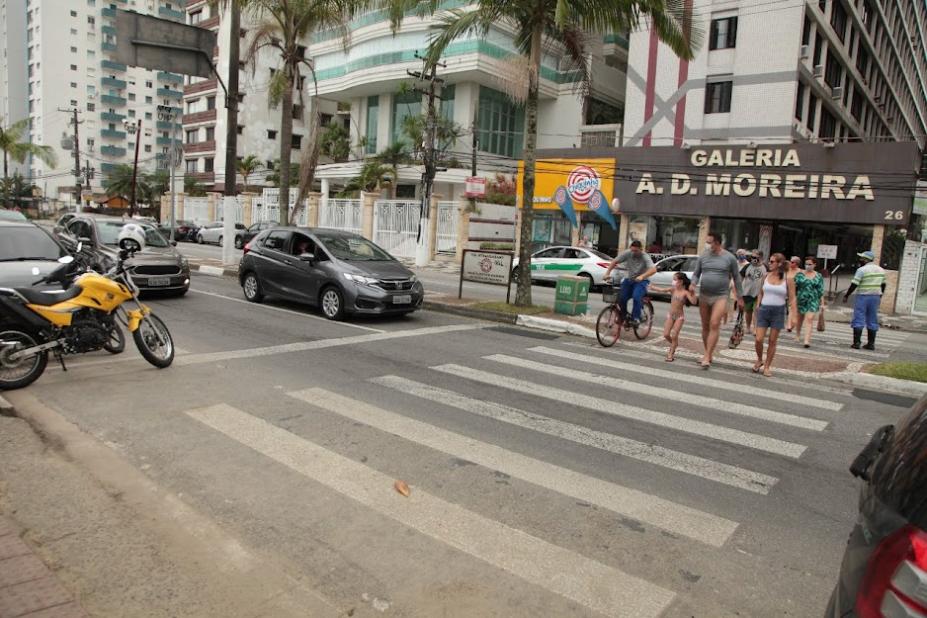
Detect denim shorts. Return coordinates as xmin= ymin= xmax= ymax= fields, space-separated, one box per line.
xmin=756 ymin=303 xmax=786 ymax=330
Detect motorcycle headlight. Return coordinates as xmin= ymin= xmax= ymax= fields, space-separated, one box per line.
xmin=343 ymin=273 xmax=378 ymax=286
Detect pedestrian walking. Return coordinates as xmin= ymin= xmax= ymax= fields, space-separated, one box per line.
xmin=794 ymin=257 xmax=825 ymax=348
xmin=649 ymin=272 xmax=697 ymax=362
xmin=724 ymin=250 xmax=749 ymax=325
xmin=603 ymin=240 xmax=657 ymax=326
xmin=690 ymin=231 xmax=744 ymax=369
xmin=753 ymin=253 xmax=797 ymax=378
xmin=578 ymin=235 xmax=593 ymax=250
xmin=742 ymin=250 xmax=767 ymax=334
xmin=843 ymin=250 xmax=886 ymax=350
xmin=786 ymin=256 xmax=801 ymax=332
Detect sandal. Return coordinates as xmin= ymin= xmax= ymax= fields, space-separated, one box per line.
xmin=700 ymin=361 xmax=711 ymax=370
xmin=763 ymin=369 xmax=773 ymax=378
xmin=665 ymin=354 xmax=675 ymax=362
xmin=752 ymin=361 xmax=763 ymax=373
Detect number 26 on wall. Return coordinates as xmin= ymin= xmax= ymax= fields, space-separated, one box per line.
xmin=884 ymin=210 xmax=904 ymax=221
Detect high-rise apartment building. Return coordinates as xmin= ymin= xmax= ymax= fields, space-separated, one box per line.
xmin=1 ymin=0 xmax=28 ymax=179
xmin=20 ymin=0 xmax=187 ymax=204
xmin=622 ymin=0 xmax=927 ymax=149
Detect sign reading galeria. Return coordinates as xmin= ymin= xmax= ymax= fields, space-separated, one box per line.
xmin=609 ymin=142 xmax=921 ymax=225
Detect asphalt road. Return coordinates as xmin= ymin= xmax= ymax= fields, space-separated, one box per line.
xmin=3 ymin=272 xmax=920 ymax=617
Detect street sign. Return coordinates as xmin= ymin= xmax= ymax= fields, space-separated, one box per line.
xmin=115 ymin=9 xmax=217 ymax=78
xmin=816 ymin=244 xmax=838 ymax=259
xmin=465 ymin=177 xmax=487 ymax=198
xmin=459 ymin=249 xmax=514 ymax=303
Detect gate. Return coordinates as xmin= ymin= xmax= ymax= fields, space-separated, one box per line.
xmin=319 ymin=199 xmax=362 ymax=234
xmin=436 ymin=201 xmax=457 ymax=253
xmin=373 ymin=200 xmax=420 ymax=258
xmin=184 ymin=196 xmax=210 ymax=223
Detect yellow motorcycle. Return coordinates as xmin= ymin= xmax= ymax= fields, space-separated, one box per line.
xmin=0 ymin=242 xmax=174 ymax=390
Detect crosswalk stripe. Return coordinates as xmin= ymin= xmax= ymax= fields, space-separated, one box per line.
xmin=529 ymin=346 xmax=844 ymax=412
xmin=292 ymin=388 xmax=737 ymax=546
xmin=672 ymin=326 xmax=892 ymax=359
xmin=187 ymin=403 xmax=676 ymax=618
xmin=372 ymin=375 xmax=777 ymax=495
xmin=434 ymin=365 xmax=807 ymax=459
xmin=489 ymin=354 xmax=827 ymax=432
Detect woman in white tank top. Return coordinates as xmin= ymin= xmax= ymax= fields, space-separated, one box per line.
xmin=752 ymin=253 xmax=798 ymax=377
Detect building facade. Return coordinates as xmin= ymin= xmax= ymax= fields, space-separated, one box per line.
xmin=1 ymin=0 xmax=28 ymax=179
xmin=19 ymin=0 xmax=186 ymax=205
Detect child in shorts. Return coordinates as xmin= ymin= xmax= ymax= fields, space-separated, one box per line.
xmin=650 ymin=272 xmax=698 ymax=362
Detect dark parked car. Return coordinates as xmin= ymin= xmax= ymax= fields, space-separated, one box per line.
xmin=158 ymin=219 xmax=196 ymax=242
xmin=0 ymin=220 xmax=71 ymax=289
xmin=238 ymin=227 xmax=424 ymax=320
xmin=235 ymin=220 xmax=277 ymax=249
xmin=827 ymin=394 xmax=927 ymax=617
xmin=60 ymin=215 xmax=190 ymax=295
xmin=53 ymin=212 xmax=77 ymax=234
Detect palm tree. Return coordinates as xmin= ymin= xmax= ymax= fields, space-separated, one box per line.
xmin=184 ymin=176 xmax=207 ymax=197
xmin=242 ymin=0 xmax=357 ymax=225
xmin=0 ymin=173 xmax=37 ymax=209
xmin=397 ymin=0 xmax=698 ymax=305
xmin=103 ymin=164 xmax=143 ymax=201
xmin=0 ymin=117 xmax=56 ymax=183
xmin=264 ymin=160 xmax=299 ymax=187
xmin=340 ymin=159 xmax=396 ymax=196
xmin=141 ymin=169 xmax=170 ymax=208
xmin=237 ymin=154 xmax=261 ymax=193
xmin=372 ymin=143 xmax=409 ymax=198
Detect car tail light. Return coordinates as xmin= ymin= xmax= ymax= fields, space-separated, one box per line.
xmin=596 ymin=262 xmax=611 ymax=269
xmin=857 ymin=524 xmax=927 ymax=617
xmin=243 ymin=241 xmax=252 ymax=254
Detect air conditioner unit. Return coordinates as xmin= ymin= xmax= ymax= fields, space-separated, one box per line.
xmin=812 ymin=64 xmax=824 ymax=77
xmin=800 ymin=45 xmax=810 ymax=59
xmin=831 ymin=86 xmax=843 ymax=99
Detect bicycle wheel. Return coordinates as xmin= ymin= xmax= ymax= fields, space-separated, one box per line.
xmin=633 ymin=300 xmax=654 ymax=340
xmin=596 ymin=306 xmax=621 ymax=347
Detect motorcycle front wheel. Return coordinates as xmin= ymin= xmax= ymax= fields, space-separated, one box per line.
xmin=0 ymin=329 xmax=48 ymax=390
xmin=103 ymin=325 xmax=126 ymax=354
xmin=132 ymin=314 xmax=174 ymax=368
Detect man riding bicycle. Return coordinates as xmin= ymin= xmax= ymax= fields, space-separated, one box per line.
xmin=603 ymin=240 xmax=657 ymax=325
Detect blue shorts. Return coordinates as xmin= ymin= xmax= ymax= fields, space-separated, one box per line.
xmin=756 ymin=304 xmax=786 ymax=330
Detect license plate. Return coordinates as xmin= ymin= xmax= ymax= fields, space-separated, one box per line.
xmin=149 ymin=277 xmax=171 ymax=287
xmin=392 ymin=295 xmax=412 ymax=304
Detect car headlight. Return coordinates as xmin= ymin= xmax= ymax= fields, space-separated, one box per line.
xmin=343 ymin=273 xmax=378 ymax=286
xmin=180 ymin=256 xmax=188 ymax=269
xmin=409 ymin=274 xmax=417 ymax=283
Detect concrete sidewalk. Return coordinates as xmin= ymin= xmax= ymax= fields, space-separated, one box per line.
xmin=0 ymin=517 xmax=86 ymax=618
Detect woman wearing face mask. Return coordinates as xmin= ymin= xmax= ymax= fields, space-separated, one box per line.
xmin=794 ymin=257 xmax=825 ymax=348
xmin=753 ymin=253 xmax=798 ymax=377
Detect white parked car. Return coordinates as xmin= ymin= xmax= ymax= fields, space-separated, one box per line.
xmin=648 ymin=254 xmax=699 ymax=298
xmin=196 ymin=221 xmax=244 ymax=245
xmin=512 ymin=246 xmax=614 ymax=287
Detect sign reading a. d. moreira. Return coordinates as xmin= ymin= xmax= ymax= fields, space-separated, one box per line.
xmin=532 ymin=142 xmax=921 ymax=226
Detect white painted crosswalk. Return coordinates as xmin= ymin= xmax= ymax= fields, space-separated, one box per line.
xmin=177 ymin=340 xmax=851 ymax=617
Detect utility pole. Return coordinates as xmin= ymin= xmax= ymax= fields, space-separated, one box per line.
xmin=127 ymin=118 xmax=142 ymax=217
xmin=158 ymin=105 xmax=179 ymax=242
xmin=407 ymin=53 xmax=446 ymax=267
xmin=221 ymin=0 xmax=241 ymax=266
xmin=60 ymin=107 xmax=83 ymax=211
xmin=470 ymin=117 xmax=478 ymax=210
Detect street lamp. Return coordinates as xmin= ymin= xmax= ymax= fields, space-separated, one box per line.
xmin=123 ymin=118 xmax=142 ymax=217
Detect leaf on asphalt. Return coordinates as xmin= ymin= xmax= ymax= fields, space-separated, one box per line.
xmin=394 ymin=480 xmax=411 ymax=497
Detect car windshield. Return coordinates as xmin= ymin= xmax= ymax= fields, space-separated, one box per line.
xmin=0 ymin=226 xmax=64 ymax=261
xmin=316 ymin=234 xmax=393 ymax=261
xmin=588 ymin=249 xmax=612 ymax=260
xmin=0 ymin=209 xmax=28 ymax=221
xmin=97 ymin=221 xmax=170 ymax=248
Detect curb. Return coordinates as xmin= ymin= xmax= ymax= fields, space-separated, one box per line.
xmin=515 ymin=314 xmax=597 ymax=339
xmin=190 ymin=263 xmax=237 ymax=278
xmin=422 ymin=300 xmax=518 ymax=324
xmin=0 ymin=393 xmax=14 ymax=417
xmin=827 ymin=371 xmax=927 ymax=398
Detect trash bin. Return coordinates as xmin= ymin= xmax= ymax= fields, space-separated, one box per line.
xmin=554 ymin=275 xmax=590 ymax=316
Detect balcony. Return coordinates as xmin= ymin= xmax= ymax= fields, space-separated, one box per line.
xmin=199 ymin=14 xmax=220 ymax=29
xmin=102 ymin=25 xmax=116 ymax=36
xmin=100 ymin=162 xmax=118 ymax=175
xmin=183 ymin=140 xmax=216 ymax=154
xmin=102 ymin=41 xmax=117 ymax=52
xmin=102 ymin=76 xmax=127 ymax=89
xmin=100 ymin=145 xmax=126 ymax=157
xmin=101 ymin=94 xmax=126 ymax=107
xmin=156 ymin=136 xmax=176 ymax=146
xmin=157 ymin=87 xmax=183 ymax=100
xmin=187 ymin=171 xmax=215 ymax=184
xmin=159 ymin=6 xmax=185 ymax=21
xmin=102 ymin=7 xmax=116 ymax=17
xmin=101 ymin=60 xmax=126 ymax=72
xmin=157 ymin=71 xmax=183 ymax=84
xmin=579 ymin=124 xmax=622 ymax=147
xmin=101 ymin=129 xmax=127 ymax=140
xmin=183 ymin=78 xmax=217 ymax=96
xmin=100 ymin=112 xmax=125 ymax=123
xmin=182 ymin=109 xmax=216 ymax=124
xmin=156 ymin=120 xmax=180 ymax=130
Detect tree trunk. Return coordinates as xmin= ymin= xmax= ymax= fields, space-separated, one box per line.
xmin=294 ymin=94 xmax=323 ymax=219
xmin=278 ymin=69 xmax=294 ymax=226
xmin=515 ymin=27 xmax=543 ymax=307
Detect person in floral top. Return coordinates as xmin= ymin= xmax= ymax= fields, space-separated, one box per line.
xmin=794 ymin=257 xmax=825 ymax=348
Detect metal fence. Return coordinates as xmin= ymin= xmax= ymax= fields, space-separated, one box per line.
xmin=319 ymin=198 xmax=362 ymax=234
xmin=184 ymin=196 xmax=210 ymax=223
xmin=436 ymin=201 xmax=457 ymax=253
xmin=373 ymin=200 xmax=420 ymax=258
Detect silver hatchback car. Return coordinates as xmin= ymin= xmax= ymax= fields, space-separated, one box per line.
xmin=827 ymin=394 xmax=927 ymax=617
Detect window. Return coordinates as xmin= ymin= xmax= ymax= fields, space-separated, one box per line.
xmin=795 ymin=82 xmax=805 ymax=121
xmin=813 ymin=31 xmax=823 ymax=66
xmin=293 ymin=105 xmax=304 ymax=120
xmin=851 ymin=91 xmax=863 ymax=121
xmin=185 ymin=159 xmax=197 ymax=173
xmin=704 ymin=79 xmax=732 ymax=113
xmin=831 ymin=0 xmax=847 ymax=41
xmin=206 ymin=96 xmax=216 ymax=110
xmin=128 ymin=93 xmax=136 ymax=101
xmin=190 ymin=9 xmax=202 ymax=23
xmin=856 ymin=46 xmax=869 ymax=77
xmin=186 ymin=129 xmax=198 ymax=144
xmin=365 ymin=95 xmax=378 ymax=154
xmin=819 ymin=108 xmax=836 ymax=139
xmin=186 ymin=98 xmax=201 ymax=113
xmin=145 ymin=80 xmax=152 ymax=88
xmin=237 ymin=125 xmax=244 ymax=135
xmin=440 ymin=84 xmax=455 ymax=122
xmin=267 ymin=129 xmax=277 ymax=139
xmin=70 ymin=10 xmax=77 ymax=16
xmin=145 ymin=96 xmax=152 ymax=104
xmin=70 ymin=82 xmax=77 ymax=88
xmin=709 ymin=16 xmax=738 ymax=50
xmin=205 ymin=126 xmax=214 ymax=141
xmin=204 ymin=157 xmax=214 ymax=172
xmin=264 ymin=231 xmax=291 ymax=251
xmin=807 ymin=94 xmax=818 ymax=132
xmin=87 ymin=16 xmax=95 ymax=25
xmin=70 ymin=64 xmax=77 ymax=71
xmin=391 ymin=90 xmax=422 ymax=146
xmin=70 ymin=99 xmax=78 ymax=107
xmin=476 ymin=86 xmax=524 ymax=158
xmin=71 ymin=28 xmax=78 ymax=35
xmin=145 ymin=144 xmax=151 ymax=153
xmin=291 ymin=134 xmax=302 ymax=149
xmin=236 ymin=93 xmax=245 ymax=104
xmin=87 ymin=102 xmax=95 ymax=111
xmin=70 ymin=46 xmax=77 ymax=53
xmin=802 ymin=16 xmax=812 ymax=46
xmin=296 ymin=45 xmax=306 ymax=58
xmin=824 ymin=52 xmax=842 ymax=88
xmin=145 ymin=112 xmax=152 ymax=120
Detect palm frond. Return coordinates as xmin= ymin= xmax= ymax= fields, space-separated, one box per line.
xmin=425 ymin=8 xmax=495 ymax=66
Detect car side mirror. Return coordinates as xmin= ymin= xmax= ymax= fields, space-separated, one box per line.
xmin=299 ymin=253 xmax=315 ymax=262
xmin=78 ymin=236 xmax=94 ymax=246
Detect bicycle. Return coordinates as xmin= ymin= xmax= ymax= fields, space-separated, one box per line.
xmin=595 ymin=278 xmax=655 ymax=347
